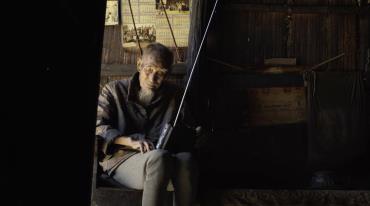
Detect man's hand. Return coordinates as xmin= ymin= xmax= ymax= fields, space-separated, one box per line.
xmin=130 ymin=139 xmax=155 ymax=154
xmin=114 ymin=136 xmax=155 ymax=154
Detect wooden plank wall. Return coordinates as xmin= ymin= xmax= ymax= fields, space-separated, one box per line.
xmin=207 ymin=0 xmax=369 ymax=71
xmin=101 ymin=25 xmax=188 ymax=65
xmin=229 ymin=0 xmax=359 ymax=5
xmin=101 ymin=1 xmax=368 ymax=72
xmin=200 ymin=1 xmax=369 ymax=186
xmin=99 ymin=25 xmax=189 ymax=90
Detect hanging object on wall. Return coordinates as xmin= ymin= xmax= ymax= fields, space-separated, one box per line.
xmin=121 ymin=0 xmax=191 ymax=48
xmin=243 ymin=87 xmax=306 ymax=126
xmin=105 ymin=0 xmax=119 ymax=26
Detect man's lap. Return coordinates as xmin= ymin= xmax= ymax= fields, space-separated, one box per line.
xmin=111 ymin=150 xmax=194 ymax=190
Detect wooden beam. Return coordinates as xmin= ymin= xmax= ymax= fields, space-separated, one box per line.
xmin=225 ymin=3 xmax=369 ymax=14
xmin=264 ymin=58 xmax=297 ymax=66
xmin=100 ymin=63 xmax=187 ymax=76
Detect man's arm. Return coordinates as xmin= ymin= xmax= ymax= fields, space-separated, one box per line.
xmin=96 ymin=83 xmax=124 ymax=154
xmin=96 ymin=83 xmax=153 ymax=154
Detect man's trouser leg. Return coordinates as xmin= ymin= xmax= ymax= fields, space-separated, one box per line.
xmin=172 ymin=152 xmax=198 ymax=206
xmin=112 ymin=149 xmax=173 ymax=206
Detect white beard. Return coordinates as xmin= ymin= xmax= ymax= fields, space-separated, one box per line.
xmin=138 ymin=88 xmax=154 ymax=106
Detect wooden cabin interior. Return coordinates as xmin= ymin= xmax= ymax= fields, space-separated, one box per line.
xmin=91 ymin=0 xmax=370 ymax=205
xmin=9 ymin=0 xmax=369 ymax=206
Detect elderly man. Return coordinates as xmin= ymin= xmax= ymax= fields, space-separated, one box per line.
xmin=96 ymin=43 xmax=198 ymax=206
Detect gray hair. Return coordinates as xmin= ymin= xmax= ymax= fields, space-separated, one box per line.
xmin=141 ymin=43 xmax=174 ymax=70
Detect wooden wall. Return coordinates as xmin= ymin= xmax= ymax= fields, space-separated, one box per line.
xmin=99 ymin=25 xmax=189 ymax=90
xmin=207 ymin=0 xmax=369 ymax=71
xmin=230 ymin=0 xmax=362 ymax=5
xmin=100 ymin=1 xmax=369 ymax=69
xmin=101 ymin=25 xmax=188 ymax=65
xmin=199 ymin=0 xmax=369 ymax=188
xmin=100 ymin=1 xmax=368 ymax=74
xmin=96 ymin=0 xmax=370 ymax=189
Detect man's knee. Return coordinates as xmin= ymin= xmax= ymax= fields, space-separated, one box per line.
xmin=146 ymin=149 xmax=173 ymax=168
xmin=175 ymin=152 xmax=194 ymax=163
xmin=174 ymin=152 xmax=196 ymax=170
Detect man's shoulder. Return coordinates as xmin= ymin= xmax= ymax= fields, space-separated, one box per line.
xmin=104 ymin=79 xmax=130 ymax=90
xmin=163 ymin=81 xmax=184 ymax=95
xmin=101 ymin=79 xmax=130 ymax=96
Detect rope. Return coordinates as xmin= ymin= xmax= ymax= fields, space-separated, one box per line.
xmin=127 ymin=0 xmax=143 ymax=56
xmin=159 ymin=0 xmax=181 ymax=62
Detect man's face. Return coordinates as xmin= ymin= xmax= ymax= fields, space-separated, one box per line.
xmin=138 ymin=55 xmax=168 ymax=91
